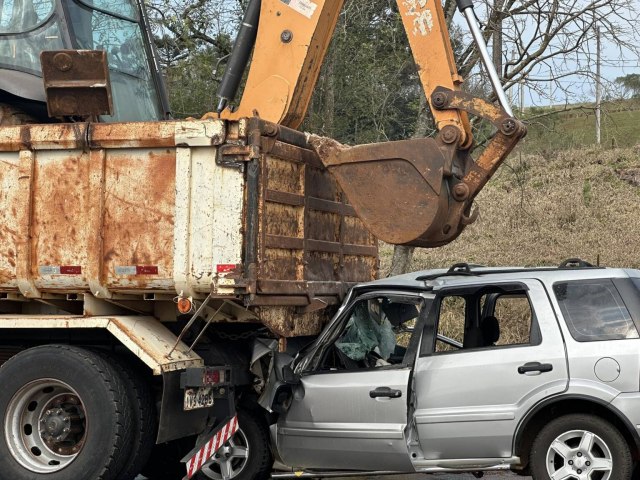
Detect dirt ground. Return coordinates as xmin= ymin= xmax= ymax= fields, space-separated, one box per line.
xmin=137 ymin=472 xmax=528 ymax=480
xmin=353 ymin=474 xmax=526 ymax=480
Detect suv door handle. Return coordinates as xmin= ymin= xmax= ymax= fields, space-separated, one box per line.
xmin=369 ymin=387 xmax=402 ymax=399
xmin=518 ymin=362 xmax=553 ymax=375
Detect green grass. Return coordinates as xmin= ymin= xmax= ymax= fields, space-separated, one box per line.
xmin=522 ymin=98 xmax=640 ymax=152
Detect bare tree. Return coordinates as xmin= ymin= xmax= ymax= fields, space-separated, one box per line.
xmin=455 ymin=0 xmax=639 ymax=105
xmin=147 ymin=0 xmax=243 ymax=67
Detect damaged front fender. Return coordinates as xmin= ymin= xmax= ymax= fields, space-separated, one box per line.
xmin=250 ymin=338 xmax=297 ymax=413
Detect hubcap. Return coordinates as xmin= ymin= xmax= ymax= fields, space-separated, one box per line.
xmin=546 ymin=429 xmax=613 ymax=480
xmin=199 ymin=428 xmax=250 ymax=480
xmin=4 ymin=379 xmax=87 ymax=473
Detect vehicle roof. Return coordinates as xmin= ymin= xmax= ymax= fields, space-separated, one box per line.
xmin=359 ymin=264 xmax=640 ymax=291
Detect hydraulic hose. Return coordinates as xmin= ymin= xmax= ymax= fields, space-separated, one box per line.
xmin=216 ymin=0 xmax=261 ymax=114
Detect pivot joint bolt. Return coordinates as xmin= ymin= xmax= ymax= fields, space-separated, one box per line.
xmin=452 ymin=183 xmax=470 ymax=201
xmin=432 ymin=91 xmax=449 ymax=109
xmin=500 ymin=118 xmax=517 ymax=136
xmin=441 ymin=125 xmax=460 ymax=145
xmin=263 ymin=123 xmax=278 ymax=136
xmin=281 ymin=30 xmax=293 ymax=43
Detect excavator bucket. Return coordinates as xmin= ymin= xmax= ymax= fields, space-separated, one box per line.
xmin=308 ymin=88 xmax=527 ymax=249
xmin=309 ymin=135 xmax=473 ymax=248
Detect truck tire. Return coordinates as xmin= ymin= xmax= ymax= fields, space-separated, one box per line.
xmin=0 ymin=345 xmax=135 ymax=480
xmin=95 ymin=351 xmax=157 ymax=480
xmin=530 ymin=413 xmax=632 ymax=480
xmin=198 ymin=408 xmax=272 ymax=480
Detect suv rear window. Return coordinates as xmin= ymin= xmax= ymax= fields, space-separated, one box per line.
xmin=553 ymin=279 xmax=639 ymax=342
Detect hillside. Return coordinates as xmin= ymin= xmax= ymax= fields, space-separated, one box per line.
xmin=520 ymin=99 xmax=640 ymax=152
xmin=380 ymin=145 xmax=640 ymax=274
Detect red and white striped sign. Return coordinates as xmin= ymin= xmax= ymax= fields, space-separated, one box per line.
xmin=184 ymin=415 xmax=239 ymax=479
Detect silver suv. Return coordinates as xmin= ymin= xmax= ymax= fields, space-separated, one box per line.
xmin=264 ymin=260 xmax=640 ymax=480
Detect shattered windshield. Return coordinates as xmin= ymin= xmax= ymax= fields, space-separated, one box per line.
xmin=336 ymin=302 xmax=397 ymax=362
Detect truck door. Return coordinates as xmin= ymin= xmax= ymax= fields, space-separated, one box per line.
xmin=276 ymin=292 xmax=429 ymax=472
xmin=410 ymin=280 xmax=569 ymax=466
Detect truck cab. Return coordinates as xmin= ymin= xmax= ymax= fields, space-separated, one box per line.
xmin=0 ymin=0 xmax=168 ymax=121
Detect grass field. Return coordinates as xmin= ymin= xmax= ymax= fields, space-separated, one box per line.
xmin=380 ymin=143 xmax=640 ymax=275
xmin=521 ymin=98 xmax=640 ymax=152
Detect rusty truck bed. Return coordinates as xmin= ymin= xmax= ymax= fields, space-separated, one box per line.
xmin=0 ymin=118 xmax=377 ymax=326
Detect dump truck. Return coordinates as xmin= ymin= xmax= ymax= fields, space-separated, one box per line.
xmin=0 ymin=0 xmax=525 ymax=479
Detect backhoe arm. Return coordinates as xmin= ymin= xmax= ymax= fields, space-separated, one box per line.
xmin=208 ymin=0 xmax=345 ymax=128
xmin=213 ymin=0 xmax=526 ymax=248
xmin=212 ymin=0 xmax=473 ymax=143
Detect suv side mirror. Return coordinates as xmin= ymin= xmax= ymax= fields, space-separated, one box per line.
xmin=282 ymin=364 xmax=300 ymax=385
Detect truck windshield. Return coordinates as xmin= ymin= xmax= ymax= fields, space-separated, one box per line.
xmin=0 ymin=0 xmax=54 ymax=33
xmin=68 ymin=0 xmax=162 ymax=121
xmin=0 ymin=0 xmax=163 ymax=122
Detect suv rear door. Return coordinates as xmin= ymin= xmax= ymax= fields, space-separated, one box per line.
xmin=409 ymin=279 xmax=569 ymax=467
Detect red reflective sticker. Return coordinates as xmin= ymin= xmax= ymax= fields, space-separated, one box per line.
xmin=136 ymin=266 xmax=159 ymax=275
xmin=60 ymin=266 xmax=82 ymax=275
xmin=216 ymin=264 xmax=236 ymax=274
xmin=203 ymin=369 xmax=220 ymax=385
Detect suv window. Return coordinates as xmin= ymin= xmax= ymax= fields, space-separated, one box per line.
xmin=436 ymin=296 xmax=465 ymax=352
xmin=554 ymin=280 xmax=639 ymax=342
xmin=490 ymin=295 xmax=534 ymax=346
xmin=432 ymin=288 xmax=539 ymax=354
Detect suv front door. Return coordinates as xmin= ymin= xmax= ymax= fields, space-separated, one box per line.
xmin=409 ymin=280 xmax=569 ymax=467
xmin=276 ymin=292 xmax=428 ymax=472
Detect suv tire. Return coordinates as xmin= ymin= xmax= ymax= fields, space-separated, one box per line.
xmin=530 ymin=413 xmax=632 ymax=480
xmin=198 ymin=408 xmax=272 ymax=480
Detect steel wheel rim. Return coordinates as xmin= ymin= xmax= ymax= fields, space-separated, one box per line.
xmin=4 ymin=379 xmax=88 ymax=473
xmin=200 ymin=428 xmax=250 ymax=480
xmin=545 ymin=429 xmax=613 ymax=480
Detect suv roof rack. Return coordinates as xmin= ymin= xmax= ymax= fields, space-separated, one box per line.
xmin=416 ymin=259 xmax=603 ymax=282
xmin=559 ymin=258 xmax=596 ymax=268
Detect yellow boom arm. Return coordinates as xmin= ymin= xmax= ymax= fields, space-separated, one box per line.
xmin=212 ymin=0 xmax=473 ymax=147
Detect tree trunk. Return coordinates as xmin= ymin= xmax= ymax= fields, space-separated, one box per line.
xmin=492 ymin=0 xmax=505 ymax=77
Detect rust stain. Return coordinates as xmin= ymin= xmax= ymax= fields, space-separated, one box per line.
xmin=102 ymin=149 xmax=175 ymax=284
xmin=31 ymin=151 xmax=91 ymax=275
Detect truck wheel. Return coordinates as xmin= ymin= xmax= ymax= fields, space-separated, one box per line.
xmin=95 ymin=351 xmax=157 ymax=480
xmin=0 ymin=345 xmax=134 ymax=480
xmin=198 ymin=409 xmax=272 ymax=480
xmin=530 ymin=413 xmax=632 ymax=480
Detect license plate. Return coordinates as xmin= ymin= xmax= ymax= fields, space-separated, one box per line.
xmin=184 ymin=387 xmax=215 ymax=411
